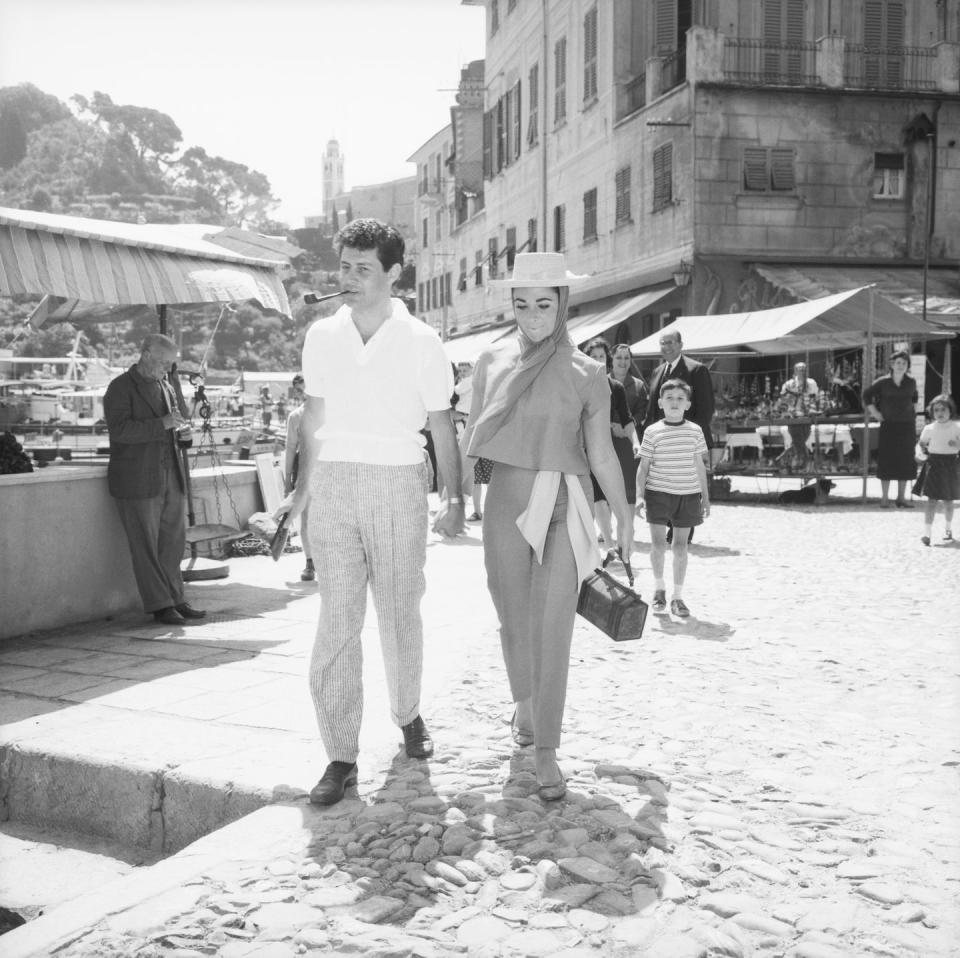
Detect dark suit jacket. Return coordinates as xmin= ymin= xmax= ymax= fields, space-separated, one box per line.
xmin=642 ymin=354 xmax=715 ymax=447
xmin=104 ymin=368 xmax=185 ymax=498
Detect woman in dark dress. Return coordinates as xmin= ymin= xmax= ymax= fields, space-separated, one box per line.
xmin=863 ymin=350 xmax=918 ymax=508
xmin=584 ymin=338 xmax=637 ymax=547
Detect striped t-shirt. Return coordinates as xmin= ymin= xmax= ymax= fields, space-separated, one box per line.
xmin=639 ymin=419 xmax=707 ymax=494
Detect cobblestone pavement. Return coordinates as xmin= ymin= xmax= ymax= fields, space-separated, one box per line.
xmin=7 ymin=499 xmax=960 ymax=958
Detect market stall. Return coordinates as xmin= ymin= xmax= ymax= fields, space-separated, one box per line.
xmin=0 ymin=207 xmax=299 ymax=633
xmin=630 ymin=286 xmax=953 ymax=495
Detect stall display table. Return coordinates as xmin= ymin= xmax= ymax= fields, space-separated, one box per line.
xmin=716 ymin=416 xmax=880 ymax=477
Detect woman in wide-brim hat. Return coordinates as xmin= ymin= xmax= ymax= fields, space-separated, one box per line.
xmin=461 ymin=253 xmax=633 ymax=801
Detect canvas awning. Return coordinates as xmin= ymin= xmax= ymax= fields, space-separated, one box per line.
xmin=567 ymin=285 xmax=675 ymax=346
xmin=443 ymin=323 xmax=516 ymax=364
xmin=753 ymin=264 xmax=960 ymax=325
xmin=0 ymin=207 xmax=296 ymax=318
xmin=630 ymin=286 xmax=953 ymax=356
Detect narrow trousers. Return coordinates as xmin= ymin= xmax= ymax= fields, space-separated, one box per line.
xmin=308 ymin=460 xmax=429 ymax=763
xmin=483 ymin=462 xmax=583 ymax=749
xmin=114 ymin=455 xmax=186 ymax=613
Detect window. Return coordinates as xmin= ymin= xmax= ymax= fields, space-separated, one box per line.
xmin=431 ymin=276 xmax=438 ymax=310
xmin=873 ymin=152 xmax=904 ymax=198
xmin=615 ymin=166 xmax=631 ymax=224
xmin=445 ymin=273 xmax=452 ymax=305
xmin=763 ymin=0 xmax=805 ymax=80
xmin=488 ymin=238 xmax=499 ymax=278
xmin=527 ymin=63 xmax=539 ymax=146
xmin=742 ymin=147 xmax=796 ymax=192
xmin=458 ymin=257 xmax=468 ymax=292
xmin=554 ymin=37 xmax=567 ymax=126
xmin=652 ymin=143 xmax=673 ymax=211
xmin=583 ymin=6 xmax=598 ymax=104
xmin=864 ymin=1 xmax=905 ymax=87
xmin=527 ymin=217 xmax=538 ymax=252
xmin=505 ymin=226 xmax=517 ymax=269
xmin=474 ymin=249 xmax=484 ymax=286
xmin=511 ymin=82 xmax=522 ymax=163
xmin=553 ymin=204 xmax=566 ymax=252
xmin=582 ymin=188 xmax=598 ymax=242
xmin=418 ymin=282 xmax=425 ymax=313
xmin=490 ymin=0 xmax=499 ymax=36
xmin=435 ymin=209 xmax=442 ymax=242
xmin=418 ymin=163 xmax=428 ymax=195
xmin=482 ymin=109 xmax=494 ymax=179
xmin=496 ymin=98 xmax=505 ymax=172
xmin=422 ymin=216 xmax=429 ymax=248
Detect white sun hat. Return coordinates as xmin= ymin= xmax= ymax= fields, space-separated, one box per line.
xmin=489 ymin=252 xmax=588 ymax=288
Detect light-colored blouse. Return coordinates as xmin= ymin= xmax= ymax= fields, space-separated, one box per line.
xmin=467 ymin=337 xmax=610 ymax=474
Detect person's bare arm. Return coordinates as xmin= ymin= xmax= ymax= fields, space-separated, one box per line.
xmin=428 ymin=408 xmax=465 ymax=537
xmin=276 ymin=396 xmax=322 ymax=521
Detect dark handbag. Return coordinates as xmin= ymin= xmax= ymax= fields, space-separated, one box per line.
xmin=912 ymin=461 xmax=927 ymax=498
xmin=577 ymin=549 xmax=648 ymax=641
xmin=269 ymin=513 xmax=290 ymax=561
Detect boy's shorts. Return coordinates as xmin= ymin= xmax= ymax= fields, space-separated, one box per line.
xmin=644 ymin=489 xmax=704 ymax=528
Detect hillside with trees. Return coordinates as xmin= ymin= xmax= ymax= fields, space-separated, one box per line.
xmin=0 ymin=83 xmax=412 ymax=372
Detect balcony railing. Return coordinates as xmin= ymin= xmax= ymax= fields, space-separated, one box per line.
xmin=722 ymin=38 xmax=819 ymax=86
xmin=844 ymin=44 xmax=937 ymax=91
xmin=661 ymin=48 xmax=687 ymax=93
xmin=623 ymin=72 xmax=646 ymax=115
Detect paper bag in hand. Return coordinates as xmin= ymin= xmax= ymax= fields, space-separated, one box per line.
xmin=269 ymin=514 xmax=290 ymax=561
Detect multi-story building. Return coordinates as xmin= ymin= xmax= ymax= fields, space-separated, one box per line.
xmin=417 ymin=0 xmax=959 ymax=396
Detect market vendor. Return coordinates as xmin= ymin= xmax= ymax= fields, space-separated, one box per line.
xmin=780 ymin=363 xmax=819 ymax=468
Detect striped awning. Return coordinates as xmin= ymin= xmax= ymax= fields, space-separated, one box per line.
xmin=0 ymin=207 xmax=295 ymax=317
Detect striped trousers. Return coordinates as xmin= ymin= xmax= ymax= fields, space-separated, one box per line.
xmin=307 ymin=460 xmax=429 ymax=763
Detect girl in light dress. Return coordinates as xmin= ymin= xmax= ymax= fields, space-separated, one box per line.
xmin=915 ymin=394 xmax=960 ymax=546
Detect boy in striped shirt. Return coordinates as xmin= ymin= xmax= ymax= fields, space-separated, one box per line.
xmin=636 ymin=379 xmax=710 ymax=617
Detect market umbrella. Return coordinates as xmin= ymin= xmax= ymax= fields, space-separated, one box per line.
xmin=0 ymin=206 xmax=297 ymax=318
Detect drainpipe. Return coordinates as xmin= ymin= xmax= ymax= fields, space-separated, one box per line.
xmin=541 ymin=0 xmax=549 ymax=249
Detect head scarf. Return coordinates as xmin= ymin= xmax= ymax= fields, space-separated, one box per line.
xmin=468 ymin=286 xmax=571 ymax=453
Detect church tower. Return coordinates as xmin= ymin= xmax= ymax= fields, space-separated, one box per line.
xmin=322 ymin=139 xmax=345 ymax=220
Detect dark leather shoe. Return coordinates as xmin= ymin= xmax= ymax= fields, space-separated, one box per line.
xmin=153 ymin=607 xmax=185 ymax=625
xmin=401 ymin=715 xmax=434 ymax=758
xmin=309 ymin=761 xmax=358 ymax=805
xmin=175 ymin=603 xmax=206 ymax=619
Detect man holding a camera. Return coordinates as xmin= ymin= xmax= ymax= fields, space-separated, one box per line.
xmin=104 ymin=333 xmax=206 ymax=626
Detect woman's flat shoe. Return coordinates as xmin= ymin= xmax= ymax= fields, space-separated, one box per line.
xmin=510 ymin=708 xmax=534 ymax=747
xmin=537 ymin=775 xmax=566 ymax=801
xmin=895 ymin=500 xmax=914 ymax=509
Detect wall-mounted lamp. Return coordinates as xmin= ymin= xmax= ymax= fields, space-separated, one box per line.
xmin=672 ymin=259 xmax=693 ymax=288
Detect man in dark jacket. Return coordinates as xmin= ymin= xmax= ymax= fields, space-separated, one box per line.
xmin=104 ymin=333 xmax=205 ymax=626
xmin=642 ymin=329 xmax=715 ymax=447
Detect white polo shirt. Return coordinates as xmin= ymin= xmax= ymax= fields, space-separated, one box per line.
xmin=302 ymin=298 xmax=453 ymax=465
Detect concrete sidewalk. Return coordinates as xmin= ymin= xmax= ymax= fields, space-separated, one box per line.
xmin=1 ymin=494 xmax=958 ymax=958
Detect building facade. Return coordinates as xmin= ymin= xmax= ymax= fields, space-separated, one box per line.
xmin=414 ymin=0 xmax=959 ymax=396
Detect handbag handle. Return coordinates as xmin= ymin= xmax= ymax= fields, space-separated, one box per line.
xmin=602 ymin=547 xmax=634 ymax=587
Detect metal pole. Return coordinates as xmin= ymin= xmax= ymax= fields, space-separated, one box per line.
xmin=861 ymin=290 xmax=875 ymax=502
xmin=541 ymin=0 xmax=549 ymax=249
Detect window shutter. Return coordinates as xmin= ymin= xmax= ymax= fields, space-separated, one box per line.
xmin=615 ymin=166 xmax=631 ymax=223
xmin=584 ymin=6 xmax=598 ymax=102
xmin=653 ymin=143 xmax=673 ymax=210
xmin=770 ymin=149 xmax=795 ymax=190
xmin=654 ymin=0 xmax=674 ymax=52
xmin=743 ymin=148 xmax=768 ymax=191
xmin=527 ymin=63 xmax=539 ymax=145
xmin=512 ymin=81 xmax=522 ymax=161
xmin=864 ymin=1 xmax=884 ymax=48
xmin=555 ymin=37 xmax=567 ymax=124
xmin=504 ymin=90 xmax=513 ymax=166
xmin=482 ymin=109 xmax=493 ymax=179
xmin=496 ymin=98 xmax=505 ymax=172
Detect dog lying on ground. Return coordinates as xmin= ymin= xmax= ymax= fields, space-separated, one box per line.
xmin=778 ymin=478 xmax=836 ymax=504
